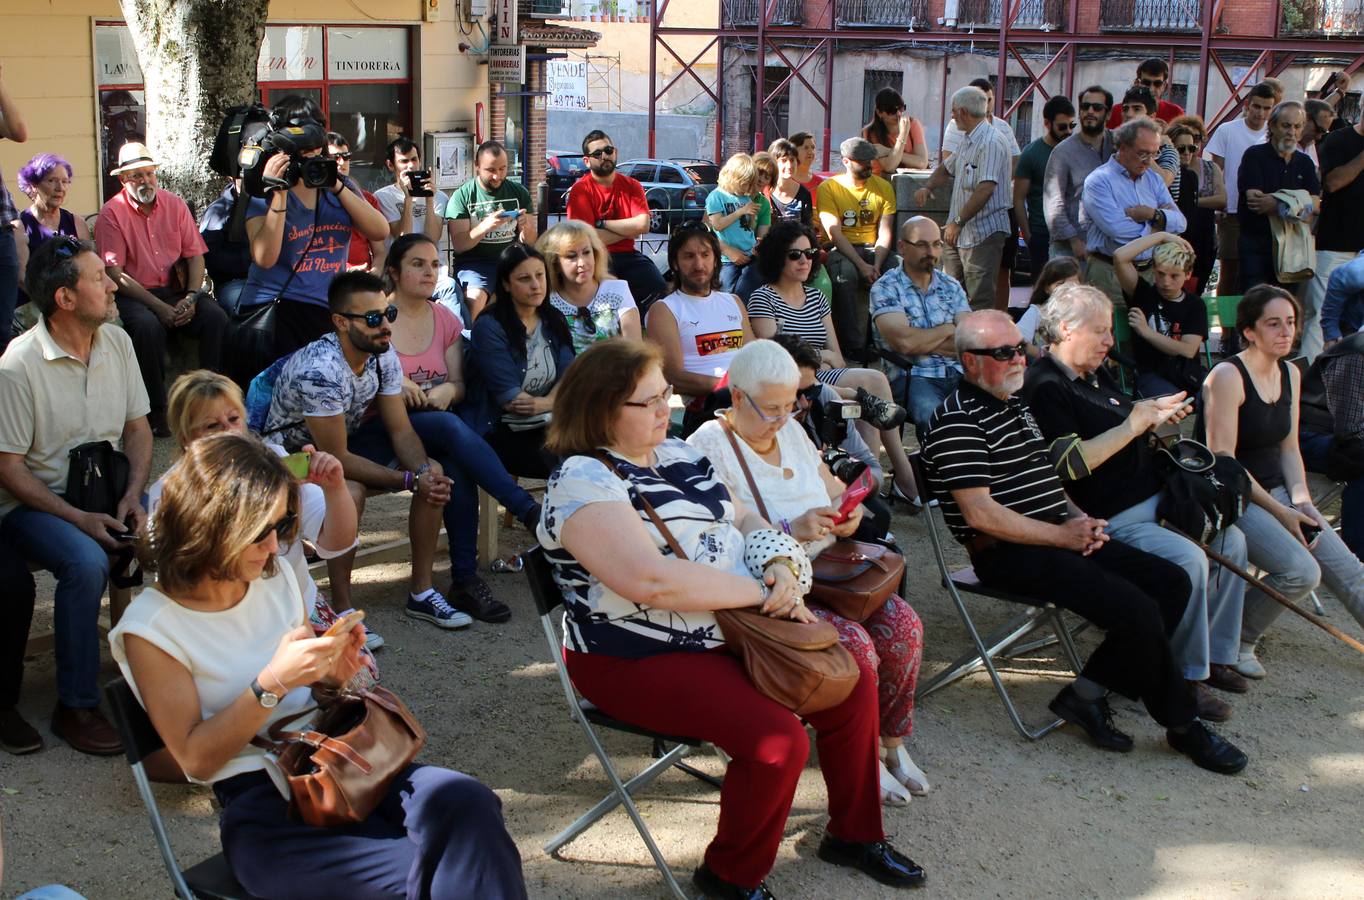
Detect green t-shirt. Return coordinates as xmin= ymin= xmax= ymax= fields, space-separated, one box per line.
xmin=1015 ymin=137 xmax=1054 ymax=236
xmin=445 ymin=178 xmax=534 ymax=261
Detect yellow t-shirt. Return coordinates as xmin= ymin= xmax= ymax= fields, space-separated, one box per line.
xmin=816 ymin=173 xmax=896 ymax=246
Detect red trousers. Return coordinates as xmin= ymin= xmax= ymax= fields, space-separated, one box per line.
xmin=565 ymin=647 xmax=884 ymax=889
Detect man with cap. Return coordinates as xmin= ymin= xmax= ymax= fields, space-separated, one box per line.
xmin=816 ymin=136 xmax=899 ymax=357
xmin=95 ymin=141 xmax=229 ymax=436
xmin=915 ymin=85 xmax=1015 ymax=310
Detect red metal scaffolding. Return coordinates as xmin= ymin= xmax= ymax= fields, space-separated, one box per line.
xmin=647 ymin=0 xmax=1364 ymax=166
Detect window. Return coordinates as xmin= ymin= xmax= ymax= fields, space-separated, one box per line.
xmin=628 ymin=164 xmax=659 ymax=183
xmin=657 ymin=166 xmax=685 ymax=184
xmin=94 ymin=22 xmax=414 ymax=198
xmin=1168 ymin=82 xmax=1189 ymax=111
xmin=1004 ymin=76 xmax=1033 ymax=147
xmin=862 ymin=69 xmax=902 ymax=126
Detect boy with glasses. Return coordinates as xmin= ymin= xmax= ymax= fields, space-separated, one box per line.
xmin=1014 ymin=95 xmax=1076 ymax=281
xmin=1106 ymin=57 xmax=1185 ymax=128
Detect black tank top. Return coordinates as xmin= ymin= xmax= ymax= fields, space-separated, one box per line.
xmin=1229 ymin=356 xmax=1292 ymax=490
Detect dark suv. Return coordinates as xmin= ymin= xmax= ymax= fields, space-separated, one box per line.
xmin=545 ymin=150 xmax=588 ymax=213
xmin=616 ymin=158 xmax=720 ymax=233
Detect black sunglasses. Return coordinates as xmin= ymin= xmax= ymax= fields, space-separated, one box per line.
xmin=253 ymin=512 xmax=297 ymax=544
xmin=587 ymin=146 xmax=616 ymax=158
xmin=798 ymin=383 xmax=823 ymax=403
xmin=671 ymin=219 xmax=710 ymax=236
xmin=963 ymin=342 xmax=1028 ymax=361
xmin=332 ymin=151 xmax=353 ymax=161
xmin=1054 ymin=122 xmax=1076 ymax=132
xmin=1079 ymin=101 xmax=1108 ymax=112
xmin=785 ymin=248 xmax=819 ymax=261
xmin=337 ymin=304 xmax=399 ymax=328
xmin=1139 ymin=78 xmax=1165 ymax=89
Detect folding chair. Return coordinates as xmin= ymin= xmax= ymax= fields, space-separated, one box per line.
xmin=104 ymin=678 xmax=258 ymax=900
xmin=524 ymin=545 xmax=721 ymax=900
xmin=907 ymin=453 xmax=1087 ymax=740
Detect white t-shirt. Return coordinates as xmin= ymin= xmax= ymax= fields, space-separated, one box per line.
xmin=374 ymin=183 xmax=451 ymax=253
xmin=109 ymin=564 xmax=313 ymax=795
xmin=1204 ymin=117 xmax=1267 ymax=214
xmin=942 ymin=116 xmax=1021 ymax=160
xmin=655 ymin=289 xmax=746 ymax=381
xmin=549 ymin=280 xmax=638 ymax=355
xmin=1017 ymin=304 xmax=1042 ymax=343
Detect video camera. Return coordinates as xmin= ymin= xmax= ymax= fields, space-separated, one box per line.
xmin=238 ymin=115 xmax=339 ymax=198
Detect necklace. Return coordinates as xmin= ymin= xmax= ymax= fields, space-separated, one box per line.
xmin=726 ymin=413 xmax=794 ymax=480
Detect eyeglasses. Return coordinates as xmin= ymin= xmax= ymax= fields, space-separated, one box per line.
xmin=963 ymin=342 xmax=1028 ymax=361
xmin=785 ymin=248 xmax=819 ymax=261
xmin=1079 ymin=102 xmax=1108 ymax=112
xmin=797 ymin=383 xmax=823 ymax=405
xmin=903 ymin=239 xmax=946 ymax=252
xmin=1054 ymin=122 xmax=1075 ymax=132
xmin=622 ymin=385 xmax=674 ymax=413
xmin=332 ymin=151 xmax=352 ymax=161
xmin=337 ymin=305 xmax=399 ymax=328
xmin=1129 ymin=149 xmax=1157 ymax=161
xmin=739 ymin=390 xmax=794 ymax=424
xmin=587 ymin=146 xmax=616 ymax=159
xmin=253 ymin=512 xmax=297 ymax=545
xmin=1174 ymin=143 xmax=1197 ymax=154
xmin=1138 ymin=78 xmax=1165 ymax=89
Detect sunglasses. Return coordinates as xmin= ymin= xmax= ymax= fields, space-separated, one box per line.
xmin=1054 ymin=122 xmax=1076 ymax=132
xmin=785 ymin=248 xmax=819 ymax=261
xmin=52 ymin=235 xmax=83 ymax=259
xmin=337 ymin=304 xmax=399 ymax=328
xmin=332 ymin=151 xmax=352 ymax=161
xmin=798 ymin=383 xmax=823 ymax=404
xmin=1079 ymin=102 xmax=1108 ymax=112
xmin=1138 ymin=78 xmax=1165 ymax=89
xmin=587 ymin=146 xmax=616 ymax=158
xmin=1174 ymin=143 xmax=1197 ymax=153
xmin=253 ymin=512 xmax=297 ymax=545
xmin=963 ymin=342 xmax=1029 ymax=361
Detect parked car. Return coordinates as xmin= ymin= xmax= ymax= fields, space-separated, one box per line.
xmin=545 ymin=150 xmax=588 ymax=213
xmin=616 ymin=158 xmax=720 ymax=233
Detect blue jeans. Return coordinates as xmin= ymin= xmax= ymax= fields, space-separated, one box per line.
xmin=0 ymin=225 xmax=19 ymax=356
xmin=906 ymin=371 xmax=960 ymax=442
xmin=1301 ymin=429 xmax=1364 ymax=561
xmin=215 ymin=279 xmax=248 ymax=317
xmin=1105 ymin=493 xmax=1247 ymax=678
xmin=721 ymin=259 xmax=766 ymax=303
xmin=0 ymin=508 xmax=111 ymax=708
xmin=1235 ymin=496 xmax=1326 ymax=643
xmin=349 ymin=412 xmax=536 ymax=581
xmin=608 ymin=249 xmax=667 ymax=310
xmin=455 ymin=257 xmax=499 ymax=295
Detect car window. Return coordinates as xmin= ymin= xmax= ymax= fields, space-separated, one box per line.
xmin=657 ymin=165 xmax=685 ymax=185
xmin=683 ymin=165 xmax=720 ymax=184
xmin=630 ymin=165 xmax=659 ymax=184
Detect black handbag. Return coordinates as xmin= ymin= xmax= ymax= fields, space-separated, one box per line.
xmin=1155 ymin=438 xmax=1251 ymax=544
xmin=63 ymin=441 xmax=142 ymax=588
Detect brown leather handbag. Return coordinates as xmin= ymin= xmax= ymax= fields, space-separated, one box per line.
xmin=595 ymin=452 xmax=858 ymax=717
xmin=718 ymin=421 xmax=903 ymax=622
xmin=255 ymin=685 xmax=427 ymax=827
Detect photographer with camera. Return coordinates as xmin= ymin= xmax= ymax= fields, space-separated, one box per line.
xmin=237 ymin=101 xmax=389 ymax=362
xmin=687 ymin=339 xmax=929 ymax=807
xmin=375 ymin=137 xmax=450 ymax=253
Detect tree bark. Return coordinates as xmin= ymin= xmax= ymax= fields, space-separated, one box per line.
xmin=117 ymin=0 xmax=269 ymax=216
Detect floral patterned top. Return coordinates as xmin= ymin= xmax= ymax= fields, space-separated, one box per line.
xmin=537 ymin=439 xmax=747 ymax=657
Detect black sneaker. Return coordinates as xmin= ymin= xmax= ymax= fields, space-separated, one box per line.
xmin=449 ymin=575 xmax=512 ymax=623
xmin=1167 ymin=720 xmax=1249 ymax=775
xmin=0 ymin=707 xmax=43 ymax=755
xmin=855 ymin=387 xmax=908 ymax=431
xmin=1048 ymin=685 xmax=1134 ymax=752
xmin=816 ymin=835 xmax=926 ymax=888
xmin=692 ymin=863 xmax=775 ymax=899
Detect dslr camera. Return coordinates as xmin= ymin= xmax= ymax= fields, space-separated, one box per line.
xmin=407 ymin=169 xmax=434 ymax=198
xmin=810 ymin=397 xmax=868 ymax=485
xmin=238 ymin=116 xmax=339 ymax=198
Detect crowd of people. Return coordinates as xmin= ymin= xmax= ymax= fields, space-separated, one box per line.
xmin=1 ymin=55 xmax=1363 ymax=898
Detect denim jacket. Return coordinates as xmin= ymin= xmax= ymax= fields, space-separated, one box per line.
xmin=464 ymin=313 xmax=576 ymax=435
xmin=1321 ymin=252 xmax=1364 ymax=343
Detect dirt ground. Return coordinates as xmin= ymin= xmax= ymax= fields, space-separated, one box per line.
xmin=3 ymin=438 xmax=1364 ymax=899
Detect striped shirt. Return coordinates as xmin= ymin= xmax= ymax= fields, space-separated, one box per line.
xmin=920 ymin=382 xmax=1069 ymax=543
xmin=746 ymin=284 xmax=831 ymax=348
xmin=945 ymin=119 xmax=1014 ymax=248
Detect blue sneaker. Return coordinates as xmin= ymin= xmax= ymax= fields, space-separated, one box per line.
xmin=406 ymin=589 xmax=473 ymax=629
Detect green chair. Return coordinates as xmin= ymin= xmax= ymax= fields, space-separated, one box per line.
xmin=1111 ymin=308 xmax=1136 ymax=394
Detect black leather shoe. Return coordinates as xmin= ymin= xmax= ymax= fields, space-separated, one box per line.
xmin=692 ymin=863 xmax=775 ymax=899
xmin=1167 ymin=720 xmax=1249 ymax=775
xmin=449 ymin=576 xmax=512 ymax=623
xmin=1048 ymin=685 xmax=1134 ymax=752
xmin=816 ymin=836 xmax=926 ymax=889
xmin=0 ymin=707 xmax=43 ymax=755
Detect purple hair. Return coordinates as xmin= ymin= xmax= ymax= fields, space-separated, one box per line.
xmin=18 ymin=154 xmax=75 ymax=198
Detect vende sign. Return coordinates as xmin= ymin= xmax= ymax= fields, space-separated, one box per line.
xmin=547 ymin=60 xmax=589 ymax=110
xmin=493 ymin=0 xmax=519 ymax=45
xmin=488 ymin=45 xmax=526 ymax=85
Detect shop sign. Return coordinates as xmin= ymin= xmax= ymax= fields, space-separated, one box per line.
xmin=257 ymin=26 xmax=324 ymax=82
xmin=328 ymin=27 xmax=409 ymax=81
xmin=489 ymin=45 xmax=526 ymax=85
xmin=494 ymin=0 xmax=519 ymax=45
xmin=95 ymin=24 xmax=144 ymax=86
xmin=547 ymin=59 xmax=589 ymax=110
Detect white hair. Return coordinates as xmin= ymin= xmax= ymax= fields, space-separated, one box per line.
xmin=727 ymin=339 xmax=800 ymax=394
xmin=954 ymin=309 xmax=1016 ymax=356
xmin=1037 ymin=283 xmax=1111 ymax=346
xmin=952 ymin=86 xmax=989 ymax=118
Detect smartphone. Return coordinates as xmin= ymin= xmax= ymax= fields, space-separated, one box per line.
xmin=831 ymin=470 xmax=876 ymax=524
xmin=1301 ymin=522 xmax=1323 ymax=547
xmin=282 ymin=451 xmax=311 ymax=480
xmin=1160 ymin=396 xmax=1197 ymax=424
xmin=500 ymin=208 xmax=522 ymax=219
xmin=113 ymin=527 xmax=139 ymax=542
xmin=323 ymin=609 xmax=365 ymax=638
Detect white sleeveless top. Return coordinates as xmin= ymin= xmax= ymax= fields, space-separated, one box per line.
xmin=657 ymin=289 xmax=746 ymax=378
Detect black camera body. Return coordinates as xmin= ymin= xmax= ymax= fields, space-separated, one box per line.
xmin=238 ymin=116 xmax=339 ymax=198
xmin=407 ymin=170 xmax=434 ymax=198
xmin=808 ymin=397 xmax=867 ymax=485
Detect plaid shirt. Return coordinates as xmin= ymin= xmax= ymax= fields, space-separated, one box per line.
xmin=0 ymin=164 xmax=16 ymax=228
xmin=1323 ymin=353 xmax=1364 ymax=440
xmin=870 ymin=266 xmax=971 ymax=379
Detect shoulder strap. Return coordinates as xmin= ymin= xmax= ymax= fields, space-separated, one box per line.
xmin=592 ymin=451 xmax=689 ymax=561
xmin=717 ymin=417 xmax=771 ymax=521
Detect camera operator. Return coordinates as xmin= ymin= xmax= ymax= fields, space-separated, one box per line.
xmin=772 ymin=333 xmax=893 ymax=541
xmin=237 ymin=98 xmax=389 ymax=361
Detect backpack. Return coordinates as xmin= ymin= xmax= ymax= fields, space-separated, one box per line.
xmin=246 ymin=352 xmax=297 ymax=437
xmin=210 ymin=103 xmax=272 ymax=179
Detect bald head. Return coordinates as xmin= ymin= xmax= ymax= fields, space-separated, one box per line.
xmin=899 ymin=216 xmax=944 ymax=275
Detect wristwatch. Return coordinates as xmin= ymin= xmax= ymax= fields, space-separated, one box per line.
xmin=952 ymin=215 xmax=964 ymax=227
xmin=1152 ymin=209 xmax=1167 ymax=230
xmin=250 ymin=678 xmax=280 ymax=709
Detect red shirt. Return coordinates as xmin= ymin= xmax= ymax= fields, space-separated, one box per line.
xmin=566 ymin=173 xmax=649 ymax=253
xmin=347 ymin=189 xmax=382 ymax=269
xmin=95 ymin=188 xmax=207 ymax=289
xmin=1107 ymin=98 xmax=1184 ymax=129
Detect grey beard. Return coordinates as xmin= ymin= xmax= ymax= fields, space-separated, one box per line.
xmin=133 ymin=184 xmax=157 ymax=204
xmin=1275 ymin=137 xmax=1298 ymax=154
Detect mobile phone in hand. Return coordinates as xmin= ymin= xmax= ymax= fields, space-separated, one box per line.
xmin=282 ymin=451 xmax=311 ymax=479
xmin=500 ymin=208 xmax=522 ymax=218
xmin=831 ymin=470 xmax=876 ymax=524
xmin=1301 ymin=522 xmax=1323 ymax=547
xmin=323 ymin=609 xmax=365 ymax=638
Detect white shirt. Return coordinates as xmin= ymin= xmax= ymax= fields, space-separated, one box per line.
xmin=1204 ymin=117 xmax=1267 ymax=214
xmin=374 ymin=183 xmax=451 ymax=253
xmin=655 ymin=289 xmax=746 ymax=380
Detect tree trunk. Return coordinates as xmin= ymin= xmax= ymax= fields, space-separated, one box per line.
xmin=117 ymin=0 xmax=269 ymax=216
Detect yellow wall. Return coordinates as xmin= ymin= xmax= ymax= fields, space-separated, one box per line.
xmin=0 ymin=0 xmax=487 ymax=216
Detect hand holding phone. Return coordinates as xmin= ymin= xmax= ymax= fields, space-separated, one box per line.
xmin=1301 ymin=522 xmax=1323 ymax=547
xmin=500 ymin=208 xmax=522 ymax=219
xmin=831 ymin=470 xmax=875 ymax=524
xmin=323 ymin=609 xmax=366 ymax=638
xmin=282 ymin=451 xmax=312 ymax=480
xmin=1159 ymin=396 xmax=1197 ymax=425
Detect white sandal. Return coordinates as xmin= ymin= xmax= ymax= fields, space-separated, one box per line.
xmin=878 ymin=759 xmax=911 ymax=807
xmin=885 ymin=744 xmax=931 ymax=797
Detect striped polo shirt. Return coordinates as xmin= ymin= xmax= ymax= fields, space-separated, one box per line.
xmin=920 ymin=381 xmax=1069 ymax=543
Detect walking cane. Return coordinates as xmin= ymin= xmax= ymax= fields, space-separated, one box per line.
xmin=1164 ymin=522 xmax=1364 ymax=657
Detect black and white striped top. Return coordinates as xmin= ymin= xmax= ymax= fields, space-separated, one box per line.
xmin=746 ymin=284 xmax=832 ymax=349
xmin=920 ymin=382 xmax=1070 ymax=543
